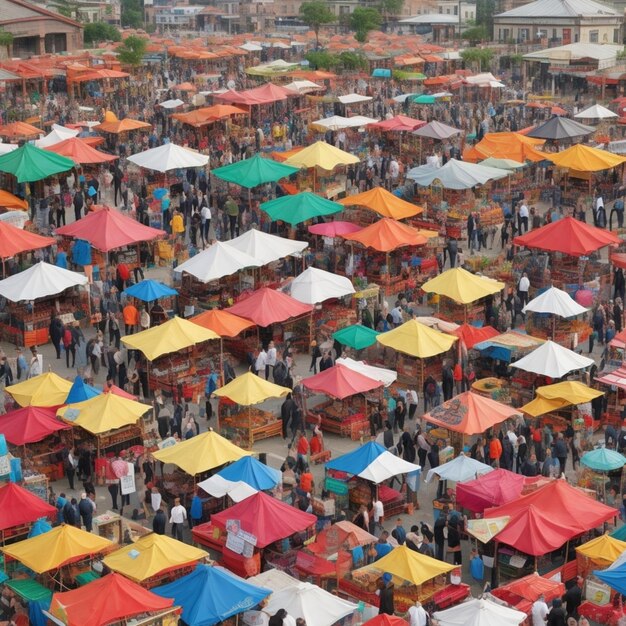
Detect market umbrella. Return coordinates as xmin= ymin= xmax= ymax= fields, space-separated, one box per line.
xmin=363 ymin=616 xmax=409 ymax=626
xmin=0 ymin=190 xmax=27 ymax=210
xmin=28 ymin=519 xmax=52 ymax=538
xmin=283 ymin=141 xmax=359 ymax=170
xmin=0 ymin=222 xmax=55 ymax=260
xmin=425 ymin=454 xmax=494 ymax=483
xmin=211 ymin=153 xmax=298 ymax=188
xmin=302 ymin=364 xmax=383 ymax=400
xmin=35 ymin=123 xmax=79 ymax=147
xmin=541 ymin=144 xmax=626 ymax=172
xmin=338 ymin=186 xmax=423 ymax=220
xmin=523 ymin=285 xmax=589 ymax=317
xmin=0 ymin=483 xmax=56 ymax=532
xmin=95 ymin=111 xmax=151 ymax=134
xmin=466 ymin=132 xmax=546 ymax=163
xmin=6 ymin=372 xmax=73 ymax=408
xmin=212 ymin=455 xmax=281 ymax=491
xmin=413 ymin=120 xmax=462 ymax=140
xmin=333 ymin=324 xmax=380 ymax=350
xmin=227 ymin=287 xmax=313 ymax=327
xmin=526 ymin=116 xmax=596 ymax=140
xmin=0 ymin=142 xmax=74 ymax=183
xmin=456 ymin=469 xmax=525 ymax=513
xmin=159 ymin=98 xmax=185 ymax=109
xmin=421 ymin=267 xmax=505 ymax=305
xmin=521 ymin=381 xmax=604 ymax=417
xmin=0 ymin=261 xmax=87 ymax=302
xmin=308 ymin=221 xmax=362 ymax=237
xmin=413 ymin=94 xmax=435 ymax=104
xmin=289 ymin=267 xmax=355 ymax=304
xmin=343 ymin=218 xmax=427 ymax=251
xmin=121 ymin=316 xmax=219 ymax=361
xmin=261 ymin=192 xmax=343 ymax=226
xmin=127 ymin=143 xmax=209 ymax=172
xmin=65 ymin=375 xmax=101 ymax=404
xmin=226 ymin=230 xmax=308 ymax=265
xmin=0 ymin=121 xmax=42 ymax=139
xmin=369 ymin=115 xmax=425 ymax=132
xmin=124 ymin=279 xmax=178 ymax=302
xmin=377 ymin=319 xmax=457 ymax=358
xmin=0 ymin=406 xmax=70 ymax=446
xmin=213 ymin=371 xmax=291 ymax=405
xmin=510 ymin=340 xmax=594 ymax=378
xmin=433 ymin=598 xmax=526 ymax=626
xmin=576 ymin=534 xmax=626 ymax=568
xmin=407 ymin=158 xmax=508 ymax=190
xmin=335 ymin=357 xmax=397 ymax=387
xmin=191 ymin=309 xmax=254 ymax=337
xmin=580 ymin=448 xmax=626 ymax=472
xmin=43 ymin=137 xmax=118 ymax=165
xmin=575 ymin=104 xmax=618 ymax=120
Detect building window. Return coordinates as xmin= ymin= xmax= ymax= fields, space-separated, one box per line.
xmin=589 ymin=30 xmax=598 ymax=42
xmin=552 ymin=28 xmax=556 ymax=39
xmin=453 ymin=5 xmax=458 ymax=13
xmin=615 ymin=28 xmax=620 ymax=43
xmin=464 ymin=11 xmax=468 ymax=17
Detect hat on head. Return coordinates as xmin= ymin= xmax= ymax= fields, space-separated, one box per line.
xmin=382 ymin=573 xmax=392 ymax=583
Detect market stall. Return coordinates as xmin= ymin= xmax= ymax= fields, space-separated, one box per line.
xmin=588 ymin=558 xmax=626 ymax=624
xmin=338 ymin=186 xmax=423 ymax=224
xmin=6 ymin=372 xmax=73 ymax=408
xmin=456 ymin=468 xmax=527 ymax=515
xmin=579 ymin=447 xmax=626 ymax=502
xmin=0 ymin=482 xmax=55 ymax=546
xmin=0 ymin=221 xmax=54 ymax=278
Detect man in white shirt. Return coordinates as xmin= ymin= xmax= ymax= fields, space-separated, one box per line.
xmin=390 ymin=305 xmax=403 ymax=327
xmin=519 ymin=202 xmax=529 ymax=233
xmin=169 ymin=497 xmax=187 ymax=541
xmin=531 ymin=594 xmax=549 ymax=626
xmin=200 ymin=204 xmax=211 ymax=247
xmin=407 ymin=600 xmax=429 ymax=626
xmin=372 ymin=497 xmax=384 ymax=535
xmin=255 ymin=347 xmax=267 ymax=379
xmin=406 ymin=388 xmax=418 ymax=420
xmin=265 ymin=341 xmax=277 ymax=381
xmin=517 ymin=272 xmax=530 ymax=307
xmin=389 ymin=157 xmax=400 ymax=188
xmin=28 ymin=346 xmax=42 ymax=378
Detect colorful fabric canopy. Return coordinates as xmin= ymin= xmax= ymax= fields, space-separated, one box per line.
xmin=215 ymin=455 xmax=281 ymax=491
xmin=514 ymin=216 xmax=620 ymax=256
xmin=511 ymin=340 xmax=594 ymax=378
xmin=227 ymin=287 xmax=313 ymax=327
xmin=456 ymin=469 xmax=526 ymax=513
xmin=526 ymin=116 xmax=596 ymax=140
xmin=377 ymin=319 xmax=457 ymax=358
xmin=407 ymin=158 xmax=508 ymax=190
xmin=421 ymin=267 xmax=505 ymax=304
xmin=49 ymin=573 xmax=174 ymax=626
xmin=335 ymin=357 xmax=397 ymax=387
xmin=594 ymin=563 xmax=626 ymax=595
xmin=467 ymin=132 xmax=545 ymax=163
xmin=369 ymin=115 xmax=425 ymax=132
xmin=0 ymin=222 xmax=55 ymax=259
xmin=338 ymin=187 xmax=423 ymax=220
xmin=308 ymin=221 xmax=362 ymax=237
xmin=0 ymin=121 xmax=42 ymax=139
xmin=127 ymin=143 xmax=209 ymax=172
xmin=333 ymin=324 xmax=380 ymax=350
xmin=580 ymin=448 xmax=626 ymax=472
xmin=302 ymin=364 xmax=382 ymax=400
xmin=283 ymin=141 xmax=360 ymax=170
xmin=211 ymin=154 xmax=298 ymax=188
xmin=311 ymin=116 xmax=378 ymax=131
xmin=6 ymin=372 xmax=74 ymax=407
xmin=0 ymin=483 xmax=56 ymax=531
xmin=413 ymin=120 xmax=462 ymax=140
xmin=454 ymin=324 xmax=499 ymax=349
xmin=124 ymin=279 xmax=178 ymax=302
xmin=0 ymin=405 xmax=69 ymax=445
xmin=226 ymin=230 xmax=308 ymax=265
xmin=172 ymin=103 xmax=246 ymax=127
xmin=57 ymin=207 xmax=165 ymax=252
xmin=0 ymin=142 xmax=74 ymax=183
xmin=95 ymin=111 xmax=151 ymax=134
xmin=521 ymin=380 xmax=604 ymax=417
xmin=425 ymin=454 xmax=494 ymax=483
xmin=343 ymin=218 xmax=427 ymax=251
xmin=576 ymin=534 xmax=626 ymax=567
xmin=0 ymin=261 xmax=87 ymax=302
xmin=0 ymin=189 xmax=27 ymax=209
xmin=66 ymin=375 xmax=101 ymax=404
xmin=261 ymin=192 xmax=343 ymax=225
xmin=575 ymin=104 xmax=618 ymax=120
xmin=362 ymin=615 xmax=409 ymax=626
xmin=544 ymin=143 xmax=626 ymax=171
xmin=433 ymin=598 xmax=526 ymax=626
xmin=44 ymin=137 xmax=118 ymax=164
xmin=191 ymin=309 xmax=254 ymax=337
xmin=213 ymin=371 xmax=291 ymax=405
xmin=290 ymin=267 xmax=355 ymax=304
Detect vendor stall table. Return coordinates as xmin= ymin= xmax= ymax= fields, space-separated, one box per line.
xmin=220 ymin=406 xmax=282 ymax=448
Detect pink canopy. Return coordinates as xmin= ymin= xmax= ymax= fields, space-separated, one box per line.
xmin=308 ymin=221 xmax=362 ymax=237
xmin=302 ymin=364 xmax=382 ymax=400
xmin=369 ymin=115 xmax=426 ymax=132
xmin=456 ymin=468 xmax=525 ymax=513
xmin=227 ymin=287 xmax=312 ymax=327
xmin=216 ymin=83 xmax=294 ymax=106
xmin=0 ymin=406 xmax=70 ymax=445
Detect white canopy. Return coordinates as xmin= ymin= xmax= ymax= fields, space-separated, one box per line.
xmin=240 ymin=42 xmax=263 ymax=52
xmin=174 ymin=241 xmax=261 ymax=283
xmin=0 ymin=143 xmax=18 ymax=155
xmin=523 ymin=286 xmax=588 ymax=317
xmin=0 ymin=210 xmax=28 ymax=228
xmin=392 ymin=93 xmax=419 ymax=103
xmin=35 ymin=124 xmax=79 ymax=148
xmin=338 ymin=93 xmax=373 ymax=104
xmin=225 ymin=230 xmax=308 ymax=265
xmin=433 ymin=598 xmax=526 ymax=626
xmin=0 ymin=261 xmax=87 ymax=302
xmin=285 ymin=80 xmax=324 ymax=93
xmin=159 ymin=98 xmax=185 ymax=109
xmin=336 ymin=357 xmax=397 ymax=387
xmin=575 ymin=104 xmax=618 ymax=120
xmin=264 ymin=582 xmax=357 ymax=626
xmin=510 ymin=340 xmax=594 ymax=378
xmin=127 ymin=143 xmax=209 ymax=173
xmin=311 ymin=115 xmax=377 ymax=131
xmin=359 ymin=451 xmax=420 ymax=484
xmin=464 ymin=72 xmax=500 ymax=85
xmin=425 ymin=454 xmax=493 ymax=484
xmin=196 ymin=474 xmax=258 ymax=502
xmin=407 ymin=159 xmax=508 ymax=190
xmin=247 ymin=569 xmax=300 ymax=591
xmin=289 ymin=267 xmax=355 ymax=304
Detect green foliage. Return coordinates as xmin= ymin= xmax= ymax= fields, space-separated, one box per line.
xmin=299 ymin=1 xmax=335 ymax=47
xmin=338 ymin=51 xmax=368 ymax=70
xmin=378 ymin=0 xmax=404 ymax=17
xmin=305 ymin=49 xmax=367 ymax=71
xmin=48 ymin=0 xmax=79 ymax=19
xmin=305 ymin=50 xmax=338 ymax=70
xmin=460 ymin=47 xmax=494 ymax=71
xmin=84 ymin=22 xmax=121 ymax=45
xmin=116 ymin=34 xmax=147 ymax=66
xmin=121 ymin=0 xmax=143 ymax=28
xmin=0 ymin=30 xmax=14 ymax=48
xmin=462 ymin=25 xmax=489 ymax=44
xmin=350 ymin=7 xmax=381 ymax=43
xmin=475 ymin=0 xmax=496 ymax=38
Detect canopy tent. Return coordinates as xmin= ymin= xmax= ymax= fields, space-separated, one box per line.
xmin=343 ymin=218 xmax=427 ymax=251
xmin=95 ymin=111 xmax=151 ymax=134
xmin=425 ymin=454 xmax=493 ymax=483
xmin=335 ymin=357 xmax=397 ymax=387
xmin=413 ymin=120 xmax=462 ymax=140
xmin=333 ymin=325 xmax=380 ymax=350
xmin=0 ymin=143 xmax=74 ymax=183
xmin=421 ymin=267 xmax=504 ymax=305
xmin=311 ymin=116 xmax=378 ymax=131
xmin=478 ymin=157 xmax=525 ymax=171
xmin=465 ymin=132 xmax=546 ymax=163
xmin=211 ymin=492 xmax=317 ymax=548
xmin=521 ymin=381 xmax=603 ymax=417
xmin=283 ymin=141 xmax=360 ymax=170
xmin=127 ymin=143 xmax=209 ymax=172
xmin=407 ymin=159 xmax=508 ymax=190
xmin=0 ymin=261 xmax=87 ymax=302
xmin=49 ymin=573 xmax=174 ymax=626
xmin=260 ymin=192 xmax=343 ymax=225
xmin=612 ymin=525 xmax=626 ymax=541
xmin=124 ymin=279 xmax=178 ymax=302
xmin=2 ymin=524 xmax=113 ymax=573
xmin=213 ymin=371 xmax=291 ymax=405
xmin=65 ymin=375 xmax=101 ymax=404
xmin=6 ymin=372 xmax=74 ymax=407
xmin=289 ymin=267 xmax=355 ymax=304
xmin=302 ymin=364 xmax=383 ymax=400
xmin=526 ymin=116 xmax=596 ymax=140
xmin=363 ymin=616 xmax=409 ymax=626
xmin=369 ymin=115 xmax=426 ymax=132
xmin=159 ymin=98 xmax=185 ymax=109
xmin=309 ymin=521 xmax=378 ymax=554
xmin=208 ymin=455 xmax=281 ymax=491
xmin=542 ymin=144 xmax=626 ymax=172
xmin=456 ymin=469 xmax=526 ymax=513
xmin=152 ymin=430 xmax=250 ymax=475
xmin=0 ymin=483 xmax=55 ymax=531
xmin=575 ymin=534 xmax=626 ymax=567
xmin=308 ymin=221 xmax=362 ymax=237
xmin=377 ymin=319 xmax=457 ymax=358
xmin=28 ymin=519 xmax=52 ymax=538
xmin=0 ymin=121 xmax=42 ymax=140
xmin=454 ymin=324 xmax=499 ymax=349
xmin=196 ymin=474 xmax=258 ymax=502
xmin=594 ymin=562 xmax=626 ymax=595
xmin=227 ymin=287 xmax=313 ymax=327
xmin=338 ymin=187 xmax=423 ymax=220
xmin=216 ymin=83 xmax=295 ymax=105
xmin=575 ymin=104 xmax=618 ymax=120
xmin=174 ymin=240 xmax=261 ymax=283
xmin=103 ymin=533 xmax=208 ymax=582
xmin=433 ymin=598 xmax=526 ymax=626
xmin=510 ymin=340 xmax=594 ymax=378
xmin=0 ymin=190 xmax=27 ymax=210
xmin=0 ymin=222 xmax=55 ymax=260
xmin=153 ymin=565 xmax=270 ymax=626
xmin=57 ymin=393 xmax=150 ymax=435
xmin=226 ymin=230 xmax=308 ymax=265
xmin=523 ymin=285 xmax=589 ymax=317
xmin=172 ymin=106 xmax=247 ymax=128
xmin=191 ymin=309 xmax=254 ymax=337
xmin=284 ymin=80 xmax=324 ymax=93
xmin=211 ymin=154 xmax=298 ymax=188
xmin=121 ymin=316 xmax=218 ymax=361
xmin=580 ymin=448 xmax=626 ymax=472
xmin=0 ymin=406 xmax=69 ymax=446
xmin=44 ymin=138 xmax=117 ymax=165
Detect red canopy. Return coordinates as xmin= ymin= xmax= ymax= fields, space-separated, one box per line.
xmin=513 ymin=216 xmax=619 ymax=257
xmin=49 ymin=573 xmax=173 ymax=626
xmin=369 ymin=115 xmax=426 ymax=132
xmin=104 ymin=384 xmax=138 ymax=400
xmin=454 ymin=324 xmax=499 ymax=349
xmin=44 ymin=138 xmax=118 ymax=165
xmin=56 ymin=207 xmax=165 ymax=252
xmin=211 ymin=492 xmax=316 ymax=548
xmin=216 ymin=83 xmax=293 ymax=106
xmin=456 ymin=468 xmax=526 ymax=513
xmin=611 ymin=253 xmax=626 ymax=270
xmin=485 ymin=480 xmax=617 ymax=555
xmin=227 ymin=287 xmax=312 ymax=327
xmin=362 ymin=616 xmax=409 ymax=626
xmin=302 ymin=364 xmax=382 ymax=400
xmin=0 ymin=222 xmax=55 ymax=260
xmin=0 ymin=482 xmax=56 ymax=531
xmin=0 ymin=406 xmax=70 ymax=445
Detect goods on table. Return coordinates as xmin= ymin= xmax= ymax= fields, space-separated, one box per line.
xmin=306 ymin=399 xmax=369 ymax=440
xmin=221 ymin=407 xmax=282 ymax=448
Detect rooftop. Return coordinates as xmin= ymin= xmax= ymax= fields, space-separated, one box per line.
xmin=496 ymin=0 xmax=618 ymax=18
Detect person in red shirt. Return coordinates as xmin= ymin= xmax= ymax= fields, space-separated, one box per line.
xmin=489 ymin=435 xmax=502 ymax=467
xmin=310 ymin=432 xmax=322 ymax=456
xmin=116 ymin=263 xmax=130 ymax=290
xmin=300 ymin=467 xmax=314 ymax=494
xmin=296 ymin=431 xmax=309 ymax=471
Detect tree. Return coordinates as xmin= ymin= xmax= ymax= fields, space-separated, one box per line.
xmin=475 ymin=0 xmax=496 ymax=39
xmin=0 ymin=30 xmax=13 ymax=58
xmin=460 ymin=48 xmax=494 ymax=72
xmin=116 ymin=35 xmax=147 ymax=67
xmin=48 ymin=0 xmax=80 ymax=19
xmin=350 ymin=7 xmax=381 ymax=43
xmin=462 ymin=25 xmax=489 ymax=44
xmin=299 ymin=1 xmax=335 ymax=48
xmin=378 ymin=0 xmax=403 ymax=23
xmin=305 ymin=50 xmax=338 ymax=70
xmin=338 ymin=51 xmax=367 ymax=70
xmin=84 ymin=22 xmax=121 ymax=45
xmin=121 ymin=0 xmax=143 ymax=28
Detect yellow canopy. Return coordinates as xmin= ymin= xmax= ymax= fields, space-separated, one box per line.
xmin=338 ymin=187 xmax=423 ymax=220
xmin=283 ymin=141 xmax=359 ymax=170
xmin=467 ymin=517 xmax=511 ymax=543
xmin=121 ymin=316 xmax=219 ymax=361
xmin=57 ymin=393 xmax=151 ymax=435
xmin=103 ymin=533 xmax=208 ymax=582
xmin=521 ymin=380 xmax=603 ymax=416
xmin=6 ymin=372 xmax=73 ymax=407
xmin=575 ymin=533 xmax=626 ymax=566
xmin=152 ymin=430 xmax=250 ymax=475
xmin=520 ymin=396 xmax=569 ymax=417
xmin=2 ymin=524 xmax=113 ymax=573
xmin=544 ymin=144 xmax=626 ymax=172
xmin=357 ymin=545 xmax=454 ymax=586
xmin=377 ymin=319 xmax=457 ymax=358
xmin=213 ymin=371 xmax=291 ymax=405
xmin=421 ymin=267 xmax=505 ymax=305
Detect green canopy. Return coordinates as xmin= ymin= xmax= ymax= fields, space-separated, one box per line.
xmin=211 ymin=154 xmax=298 ymax=189
xmin=394 ymin=71 xmax=427 ymax=81
xmin=611 ymin=524 xmax=626 ymax=541
xmin=580 ymin=448 xmax=626 ymax=472
xmin=0 ymin=142 xmax=74 ymax=183
xmin=333 ymin=324 xmax=380 ymax=350
xmin=413 ymin=94 xmax=436 ymax=104
xmin=260 ymin=192 xmax=343 ymax=226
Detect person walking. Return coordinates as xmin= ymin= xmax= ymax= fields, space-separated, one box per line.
xmin=49 ymin=314 xmax=64 ymax=360
xmin=170 ymin=497 xmax=187 ymax=541
xmin=153 ymin=507 xmax=167 ymax=535
xmin=78 ymin=493 xmax=94 ymax=531
xmin=63 ymin=324 xmax=76 ymax=368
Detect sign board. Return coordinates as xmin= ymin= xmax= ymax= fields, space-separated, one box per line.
xmin=226 ymin=531 xmax=246 ymax=555
xmin=120 ymin=462 xmax=136 ymax=495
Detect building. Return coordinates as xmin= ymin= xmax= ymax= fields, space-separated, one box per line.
xmin=0 ymin=0 xmax=82 ymax=56
xmin=493 ymin=0 xmax=623 ymax=44
xmin=398 ymin=13 xmax=460 ymax=39
xmin=437 ymin=0 xmax=476 ymax=27
xmin=154 ymin=4 xmax=205 ymax=30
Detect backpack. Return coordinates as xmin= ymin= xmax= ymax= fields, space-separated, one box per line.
xmin=63 ymin=329 xmax=73 ymax=348
xmin=273 ymin=361 xmax=287 ymax=385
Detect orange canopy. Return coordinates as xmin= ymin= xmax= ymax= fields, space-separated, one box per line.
xmin=174 ymin=81 xmax=197 ymax=91
xmin=339 ymin=187 xmax=423 ymax=220
xmin=0 ymin=190 xmax=27 ymax=209
xmin=191 ymin=309 xmax=254 ymax=338
xmin=343 ymin=218 xmax=427 ymax=251
xmin=467 ymin=132 xmax=545 ymax=163
xmin=44 ymin=138 xmax=118 ymax=164
xmin=369 ymin=115 xmax=426 ymax=132
xmin=0 ymin=121 xmax=42 ymax=139
xmin=95 ymin=111 xmax=151 ymax=134
xmin=172 ymin=104 xmax=247 ymax=127
xmin=0 ymin=222 xmax=55 ymax=259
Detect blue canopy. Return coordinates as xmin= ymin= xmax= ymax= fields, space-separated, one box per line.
xmin=581 ymin=448 xmax=626 ymax=472
xmin=611 ymin=525 xmax=626 ymax=541
xmin=124 ymin=279 xmax=178 ymax=302
xmin=326 ymin=441 xmax=386 ymax=474
xmin=594 ymin=565 xmax=626 ymax=595
xmin=153 ymin=565 xmax=271 ymax=626
xmin=28 ymin=519 xmax=52 ymax=538
xmin=473 ymin=341 xmax=512 ymax=363
xmin=218 ymin=456 xmax=281 ymax=491
xmin=372 ymin=68 xmax=391 ymax=78
xmin=65 ymin=376 xmax=101 ymax=404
